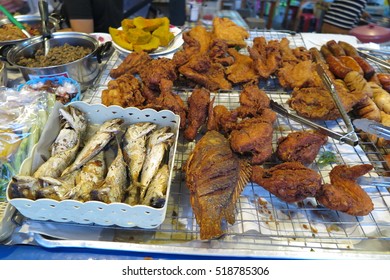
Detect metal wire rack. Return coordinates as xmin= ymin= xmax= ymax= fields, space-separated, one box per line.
xmin=3 ymin=31 xmax=390 ymax=258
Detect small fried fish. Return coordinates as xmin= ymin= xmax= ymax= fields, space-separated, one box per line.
xmin=62 ymin=118 xmax=123 ymax=176
xmin=90 ymin=141 xmax=127 ymax=203
xmin=141 ymin=164 xmax=169 ymax=208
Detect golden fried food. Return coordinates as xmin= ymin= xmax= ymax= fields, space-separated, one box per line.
xmin=212 ymin=17 xmax=249 ymax=48
xmin=316 ymin=164 xmax=374 ymax=216
xmin=276 ymin=130 xmax=328 ymax=165
xmin=251 ymin=162 xmax=322 ymax=203
xmin=109 ymin=51 xmax=151 ymax=79
xmin=185 ymin=130 xmax=252 ymax=239
xmin=101 ymin=73 xmax=145 ymax=107
xmin=225 ymin=48 xmax=258 ymax=84
xmin=248 ymin=37 xmax=281 ymax=79
xmin=184 ymin=87 xmax=210 ymax=141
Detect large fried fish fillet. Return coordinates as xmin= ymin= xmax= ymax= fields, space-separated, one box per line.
xmin=185 ymin=131 xmax=252 ymax=239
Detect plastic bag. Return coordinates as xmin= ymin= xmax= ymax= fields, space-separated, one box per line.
xmin=0 ymin=88 xmax=54 ymax=200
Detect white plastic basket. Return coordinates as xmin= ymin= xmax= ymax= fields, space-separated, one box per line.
xmin=6 ymin=101 xmax=180 ymax=228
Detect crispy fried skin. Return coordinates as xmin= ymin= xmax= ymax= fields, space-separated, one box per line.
xmin=236 ymin=83 xmax=270 ymax=117
xmin=230 ymin=119 xmax=274 ymax=164
xmin=248 ymin=37 xmax=281 ymax=79
xmin=185 ymin=131 xmax=252 ymax=239
xmin=179 ymin=54 xmax=232 ymax=91
xmin=276 ymin=130 xmax=328 ymax=165
xmin=251 ymin=162 xmax=322 ymax=203
xmin=138 ymin=57 xmax=178 ymax=91
xmin=225 ymin=48 xmax=258 ymax=84
xmin=101 ymin=73 xmax=145 ymax=107
xmin=316 ymin=164 xmax=374 ymax=216
xmin=277 ymin=60 xmax=323 ymax=89
xmin=212 ymin=17 xmax=249 ymax=48
xmin=109 ymin=51 xmax=151 ymax=78
xmin=184 ymin=87 xmax=210 ymax=140
xmin=288 ymin=86 xmax=366 ymax=120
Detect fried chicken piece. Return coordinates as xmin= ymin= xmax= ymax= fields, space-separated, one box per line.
xmin=138 ymin=57 xmax=178 ymax=91
xmin=184 ymin=87 xmax=210 ymax=141
xmin=101 ymin=73 xmax=145 ymax=107
xmin=185 ymin=130 xmax=252 ymax=239
xmin=279 ymin=37 xmax=299 ymax=65
xmin=209 ymin=39 xmax=234 ymax=66
xmin=179 ymin=54 xmax=232 ymax=91
xmin=209 ymin=104 xmax=238 ymax=134
xmin=288 ymin=86 xmax=366 ymax=120
xmin=109 ymin=51 xmax=151 ymax=78
xmin=252 ymin=162 xmax=322 ymax=203
xmin=225 ymin=48 xmax=258 ymax=84
xmin=187 ymin=25 xmax=212 ymax=54
xmin=276 ymin=130 xmax=328 ymax=165
xmin=151 ymin=79 xmax=187 ymax=129
xmin=277 ymin=60 xmax=323 ymax=89
xmin=316 ymin=164 xmax=374 ymax=216
xmin=212 ymin=17 xmax=249 ymax=48
xmin=230 ymin=119 xmax=274 ymax=164
xmin=236 ymin=83 xmax=270 ymax=117
xmin=248 ymin=37 xmax=281 ymax=79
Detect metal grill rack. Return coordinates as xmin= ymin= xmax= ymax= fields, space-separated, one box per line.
xmin=3 ymin=31 xmax=390 ymax=258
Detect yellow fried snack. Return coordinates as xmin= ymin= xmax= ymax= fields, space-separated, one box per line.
xmin=126 ymin=28 xmax=152 ymax=45
xmin=152 ymin=25 xmax=174 ymax=46
xmin=133 ymin=17 xmax=168 ymax=31
xmin=133 ymin=36 xmax=160 ymax=53
xmin=109 ymin=27 xmax=133 ymax=50
xmin=110 ymin=16 xmax=174 ymax=53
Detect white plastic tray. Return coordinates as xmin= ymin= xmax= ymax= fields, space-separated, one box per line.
xmin=6 ymin=101 xmax=180 ymax=228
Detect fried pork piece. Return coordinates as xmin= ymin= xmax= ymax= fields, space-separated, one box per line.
xmin=288 ymin=85 xmax=366 ymax=120
xmin=230 ymin=118 xmax=274 ymax=164
xmin=248 ymin=37 xmax=281 ymax=79
xmin=179 ymin=54 xmax=232 ymax=91
xmin=185 ymin=130 xmax=252 ymax=239
xmin=150 ymin=79 xmax=187 ymax=129
xmin=236 ymin=83 xmax=270 ymax=117
xmin=209 ymin=39 xmax=234 ymax=66
xmin=316 ymin=164 xmax=374 ymax=216
xmin=279 ymin=37 xmax=299 ymax=65
xmin=276 ymin=130 xmax=328 ymax=165
xmin=109 ymin=51 xmax=151 ymax=78
xmin=138 ymin=57 xmax=178 ymax=91
xmin=251 ymin=162 xmax=322 ymax=203
xmin=212 ymin=17 xmax=249 ymax=48
xmin=277 ymin=60 xmax=323 ymax=89
xmin=225 ymin=48 xmax=258 ymax=84
xmin=184 ymin=87 xmax=210 ymax=141
xmin=101 ymin=73 xmax=145 ymax=107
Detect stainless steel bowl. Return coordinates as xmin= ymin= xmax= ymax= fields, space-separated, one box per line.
xmin=5 ymin=32 xmax=104 ymax=91
xmin=0 ymin=15 xmax=59 ymax=46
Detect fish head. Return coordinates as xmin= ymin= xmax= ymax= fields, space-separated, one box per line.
xmin=100 ymin=118 xmax=124 ymax=134
xmin=9 ymin=175 xmax=40 ymax=199
xmin=59 ymin=107 xmax=87 ymax=136
xmin=150 ymin=197 xmax=166 ymax=208
xmin=125 ymin=122 xmax=157 ymax=140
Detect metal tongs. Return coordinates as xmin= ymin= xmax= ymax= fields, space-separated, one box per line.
xmin=315 ymin=64 xmax=359 ymax=146
xmin=38 ymin=0 xmax=51 ymax=56
xmin=357 ymin=48 xmax=390 ymax=70
xmin=270 ymin=64 xmax=359 ymax=146
xmin=353 ymin=118 xmax=390 ymax=140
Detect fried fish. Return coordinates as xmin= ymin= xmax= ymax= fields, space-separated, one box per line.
xmin=185 ymin=131 xmax=252 ymax=239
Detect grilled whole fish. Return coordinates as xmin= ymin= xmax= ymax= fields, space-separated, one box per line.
xmin=71 ymin=151 xmax=107 ymax=202
xmin=62 ymin=118 xmax=123 ymax=176
xmin=123 ymin=122 xmax=157 ymax=184
xmin=33 ymin=138 xmax=80 ymax=179
xmin=139 ymin=126 xmax=174 ymax=200
xmin=185 ymin=130 xmax=252 ymax=240
xmin=90 ymin=141 xmax=127 ymax=203
xmin=35 ymin=175 xmax=77 ymax=201
xmin=141 ymin=164 xmax=169 ymax=208
xmin=59 ymin=106 xmax=87 ymax=139
xmin=51 ymin=123 xmax=79 ymax=156
xmin=9 ymin=175 xmax=42 ymax=199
